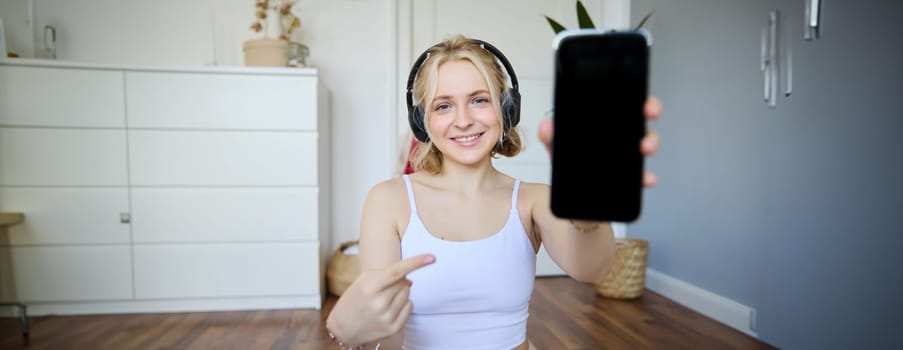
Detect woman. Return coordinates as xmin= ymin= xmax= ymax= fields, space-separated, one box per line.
xmin=326 ymin=34 xmax=661 ymax=350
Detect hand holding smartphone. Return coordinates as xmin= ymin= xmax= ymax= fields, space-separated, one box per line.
xmin=549 ymin=29 xmax=651 ymax=223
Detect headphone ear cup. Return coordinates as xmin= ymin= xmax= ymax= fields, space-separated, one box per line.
xmin=409 ymin=105 xmax=429 ymax=142
xmin=502 ymin=89 xmax=521 ymax=131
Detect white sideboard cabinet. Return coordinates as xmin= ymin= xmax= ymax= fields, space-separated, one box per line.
xmin=0 ymin=59 xmax=331 ymax=315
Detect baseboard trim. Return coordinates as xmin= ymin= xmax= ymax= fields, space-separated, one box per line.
xmin=0 ymin=295 xmax=322 ymax=317
xmin=645 ymin=269 xmax=757 ymax=338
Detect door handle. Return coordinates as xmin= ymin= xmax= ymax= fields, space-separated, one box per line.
xmin=762 ymin=10 xmax=793 ymax=106
xmin=783 ymin=24 xmax=793 ymax=98
xmin=762 ymin=11 xmax=779 ymax=108
xmin=804 ymin=0 xmax=821 ymax=40
xmin=761 ymin=27 xmax=769 ymax=102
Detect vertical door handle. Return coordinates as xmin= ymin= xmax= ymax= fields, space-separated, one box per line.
xmin=761 ymin=27 xmax=770 ymax=102
xmin=769 ymin=11 xmax=778 ymax=108
xmin=804 ymin=0 xmax=821 ymax=40
xmin=763 ymin=11 xmax=779 ymax=108
xmin=783 ymin=24 xmax=793 ymax=98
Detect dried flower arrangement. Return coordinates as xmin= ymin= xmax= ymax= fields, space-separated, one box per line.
xmin=250 ymin=0 xmax=301 ymax=40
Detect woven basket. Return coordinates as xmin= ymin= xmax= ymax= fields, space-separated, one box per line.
xmin=595 ymin=238 xmax=649 ymax=299
xmin=326 ymin=240 xmax=362 ymax=297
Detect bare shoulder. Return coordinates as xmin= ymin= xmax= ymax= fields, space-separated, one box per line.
xmin=514 ymin=181 xmax=551 ymax=224
xmin=367 ymin=176 xmax=406 ymax=199
xmin=517 ymin=181 xmax=551 ymax=201
xmin=360 ymin=176 xmax=411 ymax=246
xmin=359 ymin=177 xmax=409 ymax=267
xmin=514 ymin=181 xmax=551 ymax=251
xmin=364 ymin=176 xmax=409 ymax=212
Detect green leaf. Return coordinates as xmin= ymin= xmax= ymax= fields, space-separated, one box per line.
xmin=545 ymin=15 xmax=567 ymax=34
xmin=576 ymin=1 xmax=596 ymax=29
xmin=635 ymin=10 xmax=654 ymax=30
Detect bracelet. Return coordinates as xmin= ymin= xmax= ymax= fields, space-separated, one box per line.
xmin=570 ymin=220 xmax=601 ymax=233
xmin=326 ymin=326 xmax=362 ymax=350
xmin=325 ymin=327 xmax=380 ymax=350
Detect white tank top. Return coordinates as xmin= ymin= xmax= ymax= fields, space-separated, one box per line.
xmin=400 ymin=175 xmax=537 ymax=350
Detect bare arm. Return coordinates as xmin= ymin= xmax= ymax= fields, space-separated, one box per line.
xmin=358 ymin=180 xmax=404 ymax=271
xmin=529 ymin=184 xmax=616 ymax=283
xmin=326 ymin=179 xmax=431 ymax=349
xmin=532 ymin=97 xmax=662 ymax=283
xmin=357 ymin=180 xmax=406 ymax=349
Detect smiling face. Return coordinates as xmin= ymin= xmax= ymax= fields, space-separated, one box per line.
xmin=426 ymin=59 xmax=502 ymax=168
xmin=408 ymin=35 xmax=523 ymax=175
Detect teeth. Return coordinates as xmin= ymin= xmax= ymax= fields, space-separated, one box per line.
xmin=454 ymin=134 xmax=479 ymax=142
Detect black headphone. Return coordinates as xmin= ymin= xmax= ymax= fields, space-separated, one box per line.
xmin=406 ymin=39 xmax=521 ymax=143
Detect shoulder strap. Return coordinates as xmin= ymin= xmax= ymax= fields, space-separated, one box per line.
xmin=511 ymin=180 xmax=521 ymax=209
xmin=403 ymin=175 xmax=418 ymax=215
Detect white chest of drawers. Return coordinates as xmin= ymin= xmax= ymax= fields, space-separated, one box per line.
xmin=0 ymin=59 xmax=331 ymax=315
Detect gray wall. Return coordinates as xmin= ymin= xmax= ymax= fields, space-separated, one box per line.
xmin=630 ymin=0 xmax=903 ymax=348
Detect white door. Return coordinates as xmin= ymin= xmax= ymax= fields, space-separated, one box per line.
xmin=397 ymin=0 xmax=632 ymax=276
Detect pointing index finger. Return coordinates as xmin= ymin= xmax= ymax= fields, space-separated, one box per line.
xmin=380 ymin=254 xmax=435 ymax=288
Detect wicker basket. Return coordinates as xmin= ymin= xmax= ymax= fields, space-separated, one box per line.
xmin=326 ymin=240 xmax=362 ymax=297
xmin=595 ymin=238 xmax=649 ymax=299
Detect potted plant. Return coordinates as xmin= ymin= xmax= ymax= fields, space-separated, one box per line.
xmin=243 ymin=0 xmax=303 ymax=67
xmin=544 ymin=0 xmax=653 ymax=33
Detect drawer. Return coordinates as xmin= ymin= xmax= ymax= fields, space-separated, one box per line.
xmin=131 ymin=187 xmax=319 ymax=243
xmin=4 ymin=246 xmax=133 ymax=302
xmin=133 ymin=242 xmax=320 ymax=299
xmin=0 ymin=188 xmax=130 ymax=245
xmin=125 ymin=71 xmax=317 ymax=130
xmin=0 ymin=128 xmax=128 ymax=186
xmin=0 ymin=66 xmax=125 ymax=127
xmin=128 ymin=130 xmax=318 ymax=186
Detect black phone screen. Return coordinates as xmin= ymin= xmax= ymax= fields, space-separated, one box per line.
xmin=550 ymin=31 xmax=649 ymax=222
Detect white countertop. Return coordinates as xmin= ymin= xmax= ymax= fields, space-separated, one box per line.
xmin=0 ymin=57 xmax=318 ymax=76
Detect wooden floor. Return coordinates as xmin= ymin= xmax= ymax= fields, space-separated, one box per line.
xmin=0 ymin=277 xmax=777 ymax=350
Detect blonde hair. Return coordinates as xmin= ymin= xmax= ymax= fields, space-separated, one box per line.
xmin=409 ymin=35 xmax=523 ymax=175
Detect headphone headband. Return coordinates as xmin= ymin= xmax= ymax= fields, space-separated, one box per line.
xmin=406 ymin=39 xmax=519 ymax=96
xmin=406 ymin=39 xmax=521 ymax=143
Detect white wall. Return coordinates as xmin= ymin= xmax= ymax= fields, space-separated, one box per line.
xmin=0 ymin=0 xmax=34 ymax=56
xmin=2 ymin=0 xmax=632 ymax=251
xmin=10 ymin=0 xmax=397 ymax=250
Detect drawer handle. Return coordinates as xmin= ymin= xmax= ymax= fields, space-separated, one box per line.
xmin=120 ymin=213 xmax=131 ymax=224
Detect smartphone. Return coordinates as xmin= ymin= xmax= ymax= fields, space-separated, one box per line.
xmin=549 ymin=29 xmax=650 ymax=222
